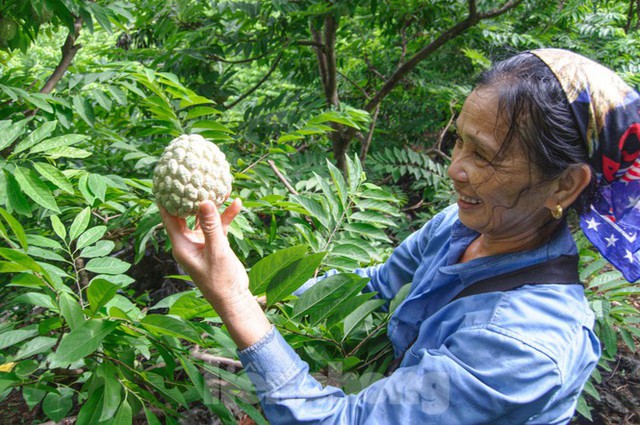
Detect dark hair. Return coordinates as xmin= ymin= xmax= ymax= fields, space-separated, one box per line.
xmin=476 ymin=52 xmax=597 ymax=214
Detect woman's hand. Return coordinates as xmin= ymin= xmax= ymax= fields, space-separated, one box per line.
xmin=159 ymin=199 xmax=249 ymax=307
xmin=159 ymin=199 xmax=271 ymax=349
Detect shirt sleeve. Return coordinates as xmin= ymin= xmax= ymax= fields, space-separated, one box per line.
xmin=238 ymin=325 xmax=562 ymax=425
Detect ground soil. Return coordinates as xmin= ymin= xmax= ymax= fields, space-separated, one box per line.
xmin=575 ymin=344 xmax=640 ymax=425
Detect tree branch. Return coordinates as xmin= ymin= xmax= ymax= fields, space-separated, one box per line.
xmin=364 ymin=0 xmax=523 ymax=112
xmin=323 ymin=14 xmax=339 ymax=107
xmin=338 ymin=70 xmax=368 ymax=98
xmin=224 ymin=48 xmax=286 ymax=109
xmin=268 ymin=160 xmax=299 ymax=195
xmin=359 ymin=104 xmax=380 ymax=163
xmin=310 ymin=22 xmax=329 ymax=91
xmin=40 ymin=16 xmax=83 ymax=95
xmin=295 ymin=39 xmax=326 ymax=52
xmin=190 ymin=348 xmax=243 ymax=370
xmin=206 ymin=51 xmax=269 ymax=64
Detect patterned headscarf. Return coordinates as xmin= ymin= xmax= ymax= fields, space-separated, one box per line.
xmin=530 ymin=49 xmax=640 ymax=282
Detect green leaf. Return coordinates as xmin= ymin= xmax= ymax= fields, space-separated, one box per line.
xmin=332 ymin=243 xmax=372 ymax=263
xmin=248 ymin=245 xmax=309 ymax=294
xmin=112 ymin=399 xmax=133 ymax=424
xmin=343 ymin=299 xmax=386 ymax=338
xmin=14 ymin=336 xmax=57 ymax=361
xmin=76 ymin=226 xmax=107 ymax=251
xmin=87 ymin=173 xmax=107 ymax=202
xmin=140 ymin=315 xmax=201 ymax=344
xmin=389 ymin=283 xmax=412 ymax=314
xmin=619 ymin=327 xmax=636 ymax=352
xmin=293 ymin=273 xmax=370 ymax=325
xmin=96 ymin=362 xmax=122 ymax=421
xmin=32 ymin=162 xmax=74 ymax=194
xmin=177 ymin=355 xmax=235 ymax=420
xmin=350 ymin=211 xmax=397 ymax=227
xmin=73 ymin=95 xmax=95 ymax=126
xmin=327 ymin=159 xmax=349 ymax=208
xmin=291 ymin=195 xmax=331 ymax=229
xmin=22 ymin=385 xmax=47 ymax=410
xmin=326 ymin=292 xmax=376 ymax=328
xmin=0 ymin=206 xmax=28 ymax=250
xmin=80 ymin=240 xmax=115 ymax=258
xmin=69 ymin=207 xmax=91 ymax=241
xmin=14 ymin=360 xmax=39 ymax=378
xmin=0 ymin=118 xmax=29 ymax=151
xmin=50 ymin=215 xmax=66 ymax=241
xmin=344 ymin=223 xmax=391 ymax=243
xmin=4 ymin=170 xmax=32 ymax=216
xmin=346 ymin=154 xmax=363 ymax=193
xmin=42 ymin=388 xmax=74 ymax=422
xmin=87 ymin=2 xmax=112 ymax=33
xmin=184 ymin=106 xmax=221 ymax=120
xmin=599 ymin=320 xmax=618 ymax=358
xmin=75 ymin=386 xmax=104 ymax=425
xmin=12 ymin=121 xmax=57 ymax=156
xmin=50 ymin=319 xmax=119 ymax=367
xmin=46 ymin=146 xmax=91 ymax=159
xmin=84 ymin=257 xmax=131 ymax=275
xmin=144 ymin=406 xmax=163 ymax=425
xmin=59 ymin=292 xmax=85 ymax=330
xmin=0 ymin=248 xmax=44 ymax=273
xmin=314 ymin=172 xmax=341 ymax=222
xmin=27 ymin=246 xmax=66 ymax=262
xmin=575 ymin=396 xmax=593 ymax=421
xmin=267 ymin=252 xmax=326 ymax=307
xmin=87 ymin=279 xmax=119 ymax=313
xmin=168 ymin=292 xmax=216 ymax=319
xmin=27 ymin=235 xmax=63 ymax=250
xmin=591 ymin=299 xmax=611 ymax=320
xmin=0 ymin=328 xmax=38 ymax=350
xmin=178 ymin=94 xmax=214 ymax=109
xmin=13 ymin=166 xmax=60 ymax=213
xmin=29 ymin=134 xmax=88 ymax=154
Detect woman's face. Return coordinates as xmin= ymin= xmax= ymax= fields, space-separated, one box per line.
xmin=447 ymin=87 xmax=556 ymax=241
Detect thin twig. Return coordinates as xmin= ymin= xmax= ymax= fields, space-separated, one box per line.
xmin=338 ymin=70 xmax=369 ymax=98
xmin=346 ymin=319 xmax=389 ymax=358
xmin=190 ymin=348 xmax=243 ymax=370
xmin=267 ymin=160 xmax=298 ymax=195
xmin=359 ymin=104 xmax=380 ymax=163
xmin=207 ymin=52 xmax=269 ymax=64
xmin=224 ymin=45 xmax=288 ymax=109
xmin=240 ymin=151 xmax=270 ymax=174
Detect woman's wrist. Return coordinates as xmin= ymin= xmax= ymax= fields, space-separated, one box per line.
xmin=211 ymin=289 xmax=272 ymax=350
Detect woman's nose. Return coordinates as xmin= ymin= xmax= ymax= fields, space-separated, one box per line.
xmin=447 ymin=152 xmax=469 ymax=183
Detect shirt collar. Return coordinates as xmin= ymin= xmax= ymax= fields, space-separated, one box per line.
xmin=440 ymin=218 xmax=578 ymax=288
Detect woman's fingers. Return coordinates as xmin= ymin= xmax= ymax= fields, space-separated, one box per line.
xmin=197 ymin=200 xmax=226 ymax=248
xmin=158 ymin=203 xmax=187 ymax=242
xmin=220 ymin=198 xmax=242 ymax=235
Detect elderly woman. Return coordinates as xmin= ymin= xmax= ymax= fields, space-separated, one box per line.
xmin=159 ymin=49 xmax=640 ymax=424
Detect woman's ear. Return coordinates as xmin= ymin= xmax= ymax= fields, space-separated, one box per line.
xmin=544 ymin=164 xmax=592 ymax=212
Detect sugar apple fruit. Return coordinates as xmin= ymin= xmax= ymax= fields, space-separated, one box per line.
xmin=153 ymin=134 xmax=232 ymax=217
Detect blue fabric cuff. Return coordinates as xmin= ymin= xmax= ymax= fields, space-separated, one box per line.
xmin=238 ymin=326 xmax=304 ymax=392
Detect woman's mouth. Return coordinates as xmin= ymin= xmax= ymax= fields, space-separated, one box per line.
xmin=458 ymin=193 xmax=482 ymax=205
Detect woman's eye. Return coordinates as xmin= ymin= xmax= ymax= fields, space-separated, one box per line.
xmin=474 ymin=151 xmax=486 ymax=161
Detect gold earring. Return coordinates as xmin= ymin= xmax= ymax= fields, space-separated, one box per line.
xmin=551 ymin=204 xmax=563 ymax=219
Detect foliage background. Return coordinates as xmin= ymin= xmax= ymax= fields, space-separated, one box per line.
xmin=0 ymin=0 xmax=638 ymax=423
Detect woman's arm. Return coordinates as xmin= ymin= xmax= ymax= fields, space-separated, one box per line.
xmin=238 ymin=326 xmax=564 ymax=425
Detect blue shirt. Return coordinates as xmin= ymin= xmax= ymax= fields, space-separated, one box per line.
xmin=238 ymin=205 xmax=601 ymax=424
